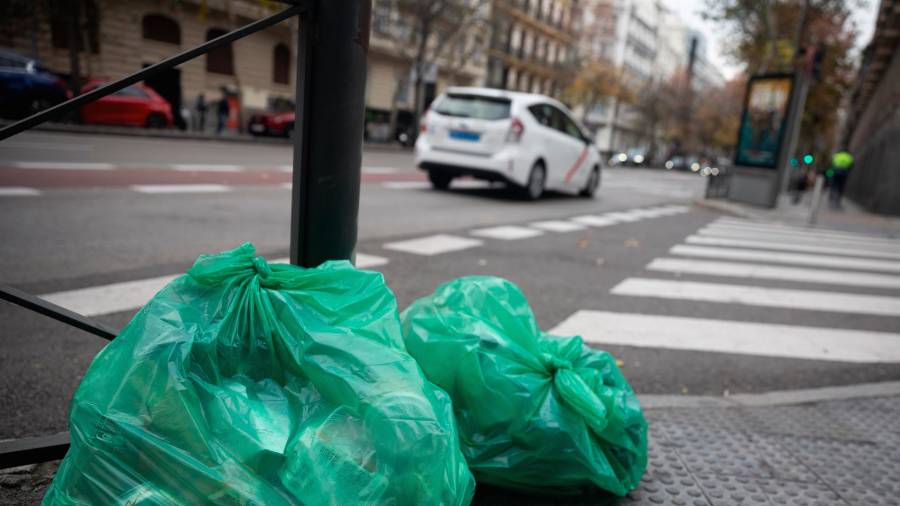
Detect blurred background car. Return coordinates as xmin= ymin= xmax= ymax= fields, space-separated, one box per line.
xmin=415 ymin=87 xmax=601 ymax=200
xmin=79 ymin=80 xmax=173 ymax=128
xmin=0 ymin=49 xmax=69 ymax=120
xmin=248 ymin=110 xmax=295 ymax=137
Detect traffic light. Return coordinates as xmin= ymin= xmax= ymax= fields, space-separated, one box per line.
xmin=803 ymin=154 xmax=814 ymax=165
xmin=826 ymin=169 xmax=834 ymax=178
xmin=790 ymin=158 xmax=799 ymax=167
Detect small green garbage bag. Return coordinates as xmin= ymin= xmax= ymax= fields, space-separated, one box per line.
xmin=401 ymin=276 xmax=647 ymax=496
xmin=44 ymin=243 xmax=475 ymax=505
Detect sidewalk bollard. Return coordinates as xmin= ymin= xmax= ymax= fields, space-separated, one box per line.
xmin=808 ymin=174 xmax=825 ymax=226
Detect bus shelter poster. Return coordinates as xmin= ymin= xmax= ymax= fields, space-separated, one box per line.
xmin=735 ymin=75 xmax=793 ymax=168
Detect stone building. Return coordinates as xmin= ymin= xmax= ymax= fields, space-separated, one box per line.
xmin=0 ymin=0 xmax=296 ymax=130
xmin=484 ymin=0 xmax=580 ymax=96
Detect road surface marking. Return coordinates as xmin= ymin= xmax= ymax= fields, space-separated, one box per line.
xmin=671 ymin=244 xmax=900 ymax=273
xmin=628 ymin=207 xmax=678 ymax=218
xmin=281 ymin=183 xmax=293 ymax=189
xmin=38 ymin=255 xmax=397 ymax=317
xmin=0 ymin=187 xmax=41 ymax=196
xmin=13 ymin=162 xmax=115 ymax=170
xmin=611 ymin=278 xmax=900 ymax=316
xmin=170 ymin=164 xmax=243 ymax=172
xmin=685 ymin=235 xmax=900 ymax=260
xmin=529 ymin=220 xmax=586 ymax=232
xmin=550 ymin=310 xmax=900 ymax=363
xmin=355 ymin=253 xmax=389 ymax=268
xmin=362 ymin=167 xmax=397 ymax=174
xmin=3 ymin=141 xmax=92 ymax=151
xmin=131 ymin=184 xmax=232 ymax=194
xmin=278 ymin=165 xmax=293 ymax=172
xmin=603 ymin=210 xmax=644 ymax=222
xmin=706 ymin=222 xmax=900 ymax=246
xmin=471 ymin=225 xmax=544 ymax=240
xmin=571 ymin=215 xmax=618 ymax=227
xmin=698 ymin=227 xmax=900 ymax=253
xmin=647 ymin=257 xmax=900 ymax=289
xmin=383 ymin=234 xmax=483 ymax=256
xmin=715 ymin=218 xmax=900 ymax=242
xmin=382 ymin=181 xmax=431 ymax=190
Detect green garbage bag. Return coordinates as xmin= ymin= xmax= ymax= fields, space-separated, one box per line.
xmin=401 ymin=276 xmax=647 ymax=496
xmin=44 ymin=243 xmax=475 ymax=505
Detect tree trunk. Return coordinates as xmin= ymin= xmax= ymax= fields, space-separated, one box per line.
xmin=66 ymin=0 xmax=81 ymax=100
xmin=411 ymin=20 xmax=430 ymax=142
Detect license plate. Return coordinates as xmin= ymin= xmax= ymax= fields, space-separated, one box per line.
xmin=250 ymin=124 xmax=265 ymax=132
xmin=449 ymin=130 xmax=481 ymax=142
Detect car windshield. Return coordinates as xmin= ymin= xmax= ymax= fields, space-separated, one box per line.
xmin=432 ymin=94 xmax=511 ymax=120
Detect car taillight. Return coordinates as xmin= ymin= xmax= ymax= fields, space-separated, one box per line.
xmin=506 ymin=117 xmax=524 ymax=143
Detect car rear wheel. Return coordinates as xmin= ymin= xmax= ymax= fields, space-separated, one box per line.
xmin=579 ymin=166 xmax=600 ymax=198
xmin=428 ymin=170 xmax=453 ymax=190
xmin=145 ymin=113 xmax=167 ymax=129
xmin=522 ymin=161 xmax=545 ymax=200
xmin=283 ymin=123 xmax=295 ymax=139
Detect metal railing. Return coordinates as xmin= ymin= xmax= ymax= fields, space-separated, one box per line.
xmin=0 ymin=0 xmax=372 ymax=469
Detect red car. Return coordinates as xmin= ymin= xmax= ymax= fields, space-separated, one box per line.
xmin=79 ymin=80 xmax=173 ymax=128
xmin=248 ymin=111 xmax=295 ymax=137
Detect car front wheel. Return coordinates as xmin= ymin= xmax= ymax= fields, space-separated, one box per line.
xmin=145 ymin=113 xmax=167 ymax=129
xmin=522 ymin=161 xmax=545 ymax=200
xmin=580 ymin=166 xmax=600 ymax=198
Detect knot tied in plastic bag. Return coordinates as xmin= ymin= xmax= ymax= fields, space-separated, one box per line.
xmin=44 ymin=243 xmax=475 ymax=506
xmin=402 ymin=276 xmax=647 ymax=496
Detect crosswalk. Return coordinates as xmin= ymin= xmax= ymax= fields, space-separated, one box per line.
xmin=552 ymin=217 xmax=900 ymax=363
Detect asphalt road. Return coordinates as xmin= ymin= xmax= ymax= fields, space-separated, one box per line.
xmin=2 ymin=131 xmax=899 ymax=440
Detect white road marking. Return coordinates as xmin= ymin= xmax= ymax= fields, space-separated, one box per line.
xmin=131 ymin=184 xmax=232 ymax=194
xmin=471 ymin=225 xmax=544 ymax=240
xmin=382 ymin=181 xmax=431 ymax=190
xmin=383 ymin=234 xmax=483 ymax=256
xmin=685 ymin=235 xmax=900 ymax=260
xmin=647 ymin=257 xmax=900 ymax=289
xmin=529 ymin=220 xmax=586 ymax=232
xmin=550 ymin=310 xmax=900 ymax=363
xmin=698 ymin=227 xmax=900 ymax=253
xmin=611 ymin=278 xmax=900 ymax=316
xmin=41 ymin=274 xmax=178 ymax=317
xmin=170 ymin=164 xmax=243 ymax=172
xmin=13 ymin=162 xmax=115 ymax=170
xmin=571 ymin=215 xmax=618 ymax=227
xmin=671 ymin=244 xmax=900 ymax=273
xmin=278 ymin=165 xmax=293 ymax=172
xmin=0 ymin=187 xmax=41 ymax=196
xmin=603 ymin=211 xmax=644 ymax=222
xmin=705 ymin=222 xmax=900 ymax=248
xmin=355 ymin=253 xmax=389 ymax=268
xmin=362 ymin=167 xmax=397 ymax=174
xmin=716 ymin=218 xmax=900 ymax=242
xmin=3 ymin=141 xmax=92 ymax=151
xmin=280 ymin=183 xmax=293 ymax=189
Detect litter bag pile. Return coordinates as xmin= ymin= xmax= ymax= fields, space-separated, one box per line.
xmin=44 ymin=243 xmax=475 ymax=505
xmin=401 ymin=276 xmax=647 ymax=496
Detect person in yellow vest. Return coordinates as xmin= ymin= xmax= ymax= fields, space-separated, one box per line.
xmin=829 ymin=150 xmax=854 ymax=207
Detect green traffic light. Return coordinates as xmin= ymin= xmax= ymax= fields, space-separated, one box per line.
xmin=826 ymin=169 xmax=834 ymax=178
xmin=803 ymin=154 xmax=814 ymax=164
xmin=790 ymin=158 xmax=798 ymax=167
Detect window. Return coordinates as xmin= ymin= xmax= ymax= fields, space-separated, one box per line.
xmin=114 ymin=86 xmax=150 ymax=99
xmin=273 ymin=44 xmax=290 ymax=84
xmin=205 ymin=28 xmax=234 ymax=75
xmin=373 ymin=0 xmax=392 ymax=34
xmin=432 ymin=94 xmax=511 ymax=120
xmin=142 ymin=14 xmax=180 ymax=45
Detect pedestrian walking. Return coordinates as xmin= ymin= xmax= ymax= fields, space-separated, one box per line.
xmin=216 ymin=92 xmax=229 ymax=135
xmin=194 ymin=93 xmax=207 ymax=132
xmin=829 ymin=149 xmax=853 ymax=208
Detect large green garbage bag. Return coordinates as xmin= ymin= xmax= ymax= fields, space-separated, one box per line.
xmin=401 ymin=276 xmax=647 ymax=496
xmin=44 ymin=243 xmax=475 ymax=505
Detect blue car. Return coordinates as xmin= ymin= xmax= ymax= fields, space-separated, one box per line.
xmin=0 ymin=49 xmax=70 ymax=119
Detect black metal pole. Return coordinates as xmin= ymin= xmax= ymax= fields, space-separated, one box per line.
xmin=0 ymin=285 xmax=119 ymax=341
xmin=290 ymin=0 xmax=371 ymax=267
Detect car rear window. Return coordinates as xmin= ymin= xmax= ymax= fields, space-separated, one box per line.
xmin=432 ymin=94 xmax=511 ymax=120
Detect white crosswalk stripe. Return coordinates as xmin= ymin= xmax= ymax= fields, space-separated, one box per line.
xmin=170 ymin=164 xmax=243 ymax=172
xmin=715 ymin=218 xmax=900 ymax=243
xmin=647 ymin=257 xmax=900 ymax=289
xmin=703 ymin=222 xmax=900 ymax=249
xmin=383 ymin=234 xmax=483 ymax=256
xmin=471 ymin=225 xmax=544 ymax=240
xmin=550 ymin=311 xmax=900 ymax=363
xmin=0 ymin=187 xmax=42 ymax=196
xmin=131 ymin=184 xmax=232 ymax=194
xmin=611 ymin=278 xmax=900 ymax=316
xmin=684 ymin=235 xmax=900 ymax=260
xmin=571 ymin=215 xmax=618 ymax=227
xmin=670 ymin=244 xmax=900 ymax=273
xmin=698 ymin=227 xmax=900 ymax=253
xmin=529 ymin=220 xmax=587 ymax=232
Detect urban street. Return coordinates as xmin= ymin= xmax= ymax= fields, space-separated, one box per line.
xmin=2 ymin=131 xmax=899 ymax=443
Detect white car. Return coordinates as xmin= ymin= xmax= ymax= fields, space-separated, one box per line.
xmin=415 ymin=87 xmax=602 ymax=200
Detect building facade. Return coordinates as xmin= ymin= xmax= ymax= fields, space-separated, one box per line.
xmin=1 ymin=0 xmax=295 ymax=130
xmin=484 ymin=0 xmax=580 ymax=96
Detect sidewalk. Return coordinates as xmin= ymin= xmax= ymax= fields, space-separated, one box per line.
xmin=4 ymin=383 xmax=899 ymax=505
xmin=697 ymin=193 xmax=900 ymax=239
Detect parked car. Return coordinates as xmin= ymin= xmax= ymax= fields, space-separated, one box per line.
xmin=0 ymin=49 xmax=69 ymax=119
xmin=79 ymin=80 xmax=173 ymax=128
xmin=414 ymin=87 xmax=602 ymax=200
xmin=248 ymin=110 xmax=295 ymax=137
